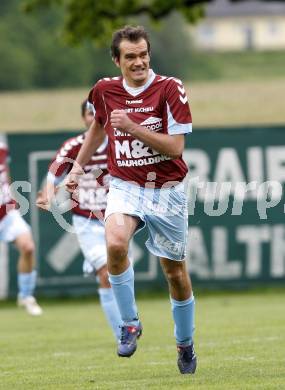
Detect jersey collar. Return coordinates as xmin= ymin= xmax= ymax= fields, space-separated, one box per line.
xmin=122 ymin=69 xmax=156 ymax=97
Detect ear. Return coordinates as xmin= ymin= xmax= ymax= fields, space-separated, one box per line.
xmin=112 ymin=56 xmax=120 ymax=68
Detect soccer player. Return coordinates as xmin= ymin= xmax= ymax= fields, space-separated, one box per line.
xmin=36 ymin=100 xmax=123 ymax=340
xmin=0 ymin=135 xmax=42 ymax=316
xmin=66 ymin=26 xmax=196 ymax=374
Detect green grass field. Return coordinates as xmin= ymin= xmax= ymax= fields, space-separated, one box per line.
xmin=0 ymin=291 xmax=284 ymax=389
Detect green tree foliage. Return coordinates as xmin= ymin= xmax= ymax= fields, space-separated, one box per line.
xmin=0 ymin=0 xmax=117 ymax=90
xmin=24 ymin=0 xmax=277 ymax=45
xmin=0 ymin=0 xmax=203 ymax=90
xmin=23 ymin=0 xmax=205 ymax=44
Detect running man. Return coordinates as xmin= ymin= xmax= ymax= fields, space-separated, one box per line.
xmin=66 ymin=26 xmax=196 ymax=374
xmin=0 ymin=135 xmax=42 ymax=316
xmin=36 ymin=100 xmax=122 ymax=340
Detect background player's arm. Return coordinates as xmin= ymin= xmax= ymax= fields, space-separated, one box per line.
xmin=66 ymin=120 xmax=105 ymax=192
xmin=36 ymin=168 xmax=68 ymax=210
xmin=36 ymin=180 xmax=58 ymax=211
xmin=37 ymin=138 xmax=76 ymax=209
xmin=71 ymin=120 xmax=105 ymax=171
xmin=111 ymin=110 xmax=184 ymax=159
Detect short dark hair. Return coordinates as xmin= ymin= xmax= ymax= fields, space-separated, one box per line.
xmin=81 ymin=99 xmax=89 ymax=117
xmin=111 ymin=25 xmax=150 ymax=60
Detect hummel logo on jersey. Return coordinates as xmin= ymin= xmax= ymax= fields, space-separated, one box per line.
xmin=177 ymin=83 xmax=188 ymax=104
xmin=126 ymin=99 xmax=143 ymax=104
xmin=179 ymin=95 xmax=188 ymax=104
xmin=140 ymin=117 xmax=162 ymax=132
xmin=162 ymin=77 xmax=188 ymax=104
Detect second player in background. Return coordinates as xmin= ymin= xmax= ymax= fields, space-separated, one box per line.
xmin=37 ymin=100 xmax=123 ymax=340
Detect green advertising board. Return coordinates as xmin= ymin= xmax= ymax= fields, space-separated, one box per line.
xmin=2 ymin=126 xmax=285 ymax=298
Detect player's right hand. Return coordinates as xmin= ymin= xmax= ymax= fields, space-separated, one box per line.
xmin=36 ymin=190 xmax=50 ymax=211
xmin=65 ymin=167 xmax=83 ymax=194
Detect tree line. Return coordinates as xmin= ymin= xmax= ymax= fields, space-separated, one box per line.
xmin=1 ymin=0 xmax=201 ymax=90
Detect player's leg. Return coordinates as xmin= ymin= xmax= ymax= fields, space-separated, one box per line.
xmin=96 ymin=264 xmax=123 ymax=341
xmin=73 ymin=215 xmax=122 ymax=340
xmin=105 ymin=213 xmax=142 ymax=356
xmin=105 ymin=212 xmax=139 ymax=322
xmin=14 ymin=231 xmax=43 ymax=316
xmin=160 ymin=258 xmax=196 ymax=373
xmin=160 ymin=259 xmax=195 ymax=346
xmin=0 ymin=209 xmax=42 ymax=316
xmin=144 ymin=183 xmax=196 ymax=373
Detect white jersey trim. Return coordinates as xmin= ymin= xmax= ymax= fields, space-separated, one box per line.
xmin=47 ymin=171 xmax=66 ymax=186
xmin=96 ymin=136 xmax=108 ymax=153
xmin=166 ymin=102 xmax=192 ymax=135
xmin=0 ymin=134 xmax=7 ymax=148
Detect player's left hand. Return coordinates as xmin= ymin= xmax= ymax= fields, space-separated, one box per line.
xmin=111 ymin=110 xmax=136 ymax=134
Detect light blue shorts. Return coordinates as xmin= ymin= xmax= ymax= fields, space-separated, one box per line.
xmin=0 ymin=210 xmax=30 ymax=242
xmin=73 ymin=214 xmax=134 ymax=275
xmin=72 ymin=215 xmax=107 ymax=275
xmin=105 ymin=177 xmax=188 ymax=261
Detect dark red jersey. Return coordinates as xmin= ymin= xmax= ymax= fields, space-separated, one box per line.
xmin=49 ymin=134 xmax=109 ymax=220
xmin=88 ymin=72 xmax=192 ymax=187
xmin=0 ymin=140 xmax=17 ymax=220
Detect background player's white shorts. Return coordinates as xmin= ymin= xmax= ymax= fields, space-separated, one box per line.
xmin=0 ymin=209 xmax=30 ymax=242
xmin=72 ymin=215 xmax=107 ymax=275
xmin=105 ymin=176 xmax=188 ymax=261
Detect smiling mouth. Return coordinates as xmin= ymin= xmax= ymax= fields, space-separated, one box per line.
xmin=132 ymin=69 xmax=145 ymax=75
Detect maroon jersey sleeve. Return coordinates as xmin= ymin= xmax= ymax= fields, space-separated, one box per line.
xmin=88 ymin=81 xmax=106 ymax=125
xmin=164 ymin=78 xmax=192 ymax=135
xmin=48 ymin=136 xmax=82 ymax=183
xmin=0 ymin=143 xmax=17 ymax=213
xmin=0 ymin=146 xmax=8 ymax=165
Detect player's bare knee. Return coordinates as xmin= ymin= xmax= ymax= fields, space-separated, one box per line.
xmin=19 ymin=241 xmax=35 ymax=257
xmin=107 ymin=239 xmax=128 ymax=260
xmin=97 ymin=268 xmax=111 ymax=288
xmin=164 ymin=266 xmax=185 ymax=288
xmin=107 ymin=242 xmax=129 ymax=274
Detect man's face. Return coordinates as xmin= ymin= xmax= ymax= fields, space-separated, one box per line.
xmin=82 ymin=110 xmax=94 ymax=128
xmin=114 ymin=38 xmax=150 ymax=87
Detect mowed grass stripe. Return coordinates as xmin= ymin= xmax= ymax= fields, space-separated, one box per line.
xmin=0 ymin=291 xmax=284 ymax=389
